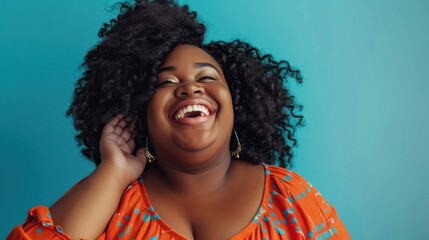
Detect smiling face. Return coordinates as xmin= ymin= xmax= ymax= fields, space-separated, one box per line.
xmin=147 ymin=44 xmax=234 ymax=167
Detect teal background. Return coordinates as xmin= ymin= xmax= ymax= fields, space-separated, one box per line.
xmin=1 ymin=0 xmax=428 ymax=239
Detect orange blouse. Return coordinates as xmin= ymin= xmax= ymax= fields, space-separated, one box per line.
xmin=8 ymin=165 xmax=350 ymax=239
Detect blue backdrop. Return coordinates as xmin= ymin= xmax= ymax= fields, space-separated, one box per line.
xmin=1 ymin=0 xmax=428 ymax=239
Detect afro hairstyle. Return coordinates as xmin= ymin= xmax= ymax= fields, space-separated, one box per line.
xmin=67 ymin=0 xmax=303 ymax=168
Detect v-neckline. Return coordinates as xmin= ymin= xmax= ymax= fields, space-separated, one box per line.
xmin=138 ymin=163 xmax=269 ymax=239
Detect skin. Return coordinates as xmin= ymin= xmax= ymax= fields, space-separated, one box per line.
xmin=147 ymin=44 xmax=234 ymax=175
xmin=49 ymin=45 xmax=264 ymax=240
xmin=50 ymin=114 xmax=147 ymax=239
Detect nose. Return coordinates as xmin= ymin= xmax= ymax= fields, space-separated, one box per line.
xmin=174 ymin=82 xmax=205 ymax=97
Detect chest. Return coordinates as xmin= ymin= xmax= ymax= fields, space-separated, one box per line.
xmin=143 ymin=166 xmax=265 ymax=239
xmin=153 ymin=193 xmax=261 ymax=240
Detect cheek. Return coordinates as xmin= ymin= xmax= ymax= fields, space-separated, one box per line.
xmin=146 ymin=91 xmax=170 ymax=128
xmin=218 ymin=86 xmax=234 ymax=112
xmin=212 ymin=86 xmax=234 ymax=125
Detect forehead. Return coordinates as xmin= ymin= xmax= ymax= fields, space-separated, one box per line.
xmin=161 ymin=44 xmax=221 ymax=69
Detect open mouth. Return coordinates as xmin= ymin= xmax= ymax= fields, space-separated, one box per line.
xmin=173 ymin=104 xmax=211 ymax=120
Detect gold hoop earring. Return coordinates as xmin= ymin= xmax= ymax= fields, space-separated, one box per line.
xmin=231 ymin=130 xmax=241 ymax=159
xmin=146 ymin=137 xmax=156 ymax=163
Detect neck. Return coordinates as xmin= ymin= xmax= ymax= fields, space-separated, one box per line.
xmin=155 ymin=150 xmax=233 ymax=198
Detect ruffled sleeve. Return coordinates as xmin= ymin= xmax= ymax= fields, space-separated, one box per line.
xmin=6 ymin=178 xmax=170 ymax=240
xmin=7 ymin=206 xmax=73 ymax=240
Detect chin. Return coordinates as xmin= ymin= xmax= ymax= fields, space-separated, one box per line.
xmin=172 ymin=133 xmax=216 ymax=151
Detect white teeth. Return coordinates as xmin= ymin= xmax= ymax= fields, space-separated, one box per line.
xmin=178 ymin=109 xmax=185 ymax=119
xmin=174 ymin=104 xmax=210 ymax=120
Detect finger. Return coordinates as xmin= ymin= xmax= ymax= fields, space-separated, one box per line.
xmin=135 ymin=147 xmax=148 ymax=164
xmin=114 ymin=125 xmax=123 ymax=136
xmin=116 ymin=137 xmax=132 ymax=154
xmin=116 ymin=117 xmax=128 ymax=128
xmin=120 ymin=124 xmax=135 ymax=142
xmin=120 ymin=129 xmax=132 ymax=142
xmin=128 ymin=138 xmax=136 ymax=151
xmin=121 ymin=117 xmax=138 ymax=142
xmin=102 ymin=114 xmax=124 ymax=135
xmin=110 ymin=114 xmax=125 ymax=127
xmin=114 ymin=117 xmax=129 ymax=135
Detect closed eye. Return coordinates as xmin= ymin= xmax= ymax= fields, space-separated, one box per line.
xmin=156 ymin=79 xmax=178 ymax=88
xmin=198 ymin=75 xmax=217 ymax=82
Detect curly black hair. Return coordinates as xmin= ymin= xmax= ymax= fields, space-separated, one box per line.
xmin=67 ymin=0 xmax=303 ymax=168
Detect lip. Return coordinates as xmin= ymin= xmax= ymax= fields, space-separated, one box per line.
xmin=168 ymin=98 xmax=217 ymax=125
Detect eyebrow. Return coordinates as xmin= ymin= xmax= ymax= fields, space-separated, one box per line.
xmin=158 ymin=62 xmax=221 ymax=75
xmin=194 ymin=62 xmax=221 ymax=74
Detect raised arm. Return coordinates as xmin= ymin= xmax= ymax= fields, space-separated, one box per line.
xmin=49 ymin=115 xmax=147 ymax=239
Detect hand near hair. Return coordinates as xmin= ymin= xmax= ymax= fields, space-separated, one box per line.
xmin=99 ymin=114 xmax=147 ymax=186
xmin=49 ymin=115 xmax=147 ymax=239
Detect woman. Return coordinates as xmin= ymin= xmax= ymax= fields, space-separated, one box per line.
xmin=8 ymin=0 xmax=350 ymax=239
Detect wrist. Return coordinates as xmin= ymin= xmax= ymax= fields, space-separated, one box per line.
xmin=95 ymin=161 xmax=131 ymax=190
